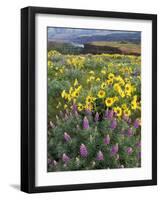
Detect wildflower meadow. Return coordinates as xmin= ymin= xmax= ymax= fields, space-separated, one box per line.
xmin=47 ymin=28 xmax=141 ymax=172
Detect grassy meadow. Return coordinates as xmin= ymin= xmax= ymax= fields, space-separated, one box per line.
xmin=47 ymin=29 xmax=141 ymax=172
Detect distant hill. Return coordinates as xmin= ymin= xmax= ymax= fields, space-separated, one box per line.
xmin=83 ymin=41 xmax=141 ymax=56
xmin=72 ymin=32 xmax=140 ymax=44
xmin=48 ymin=28 xmax=141 ymax=44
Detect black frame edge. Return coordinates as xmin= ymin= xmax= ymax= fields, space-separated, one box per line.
xmin=152 ymin=14 xmax=157 ymax=185
xmin=21 ymin=7 xmax=30 ymax=193
xmin=21 ymin=7 xmax=35 ymax=193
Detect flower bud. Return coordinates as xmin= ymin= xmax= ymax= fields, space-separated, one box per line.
xmin=62 ymin=153 xmax=70 ymax=164
xmin=103 ymin=134 xmax=110 ymax=145
xmin=126 ymin=147 xmax=133 ymax=155
xmin=110 ymin=118 xmax=117 ymax=129
xmin=96 ymin=151 xmax=104 ymax=161
xmin=83 ymin=116 xmax=89 ymax=129
xmin=95 ymin=112 xmax=99 ymax=122
xmin=64 ymin=132 xmax=71 ymax=142
xmin=80 ymin=144 xmax=88 ymax=157
xmin=110 ymin=143 xmax=119 ymax=156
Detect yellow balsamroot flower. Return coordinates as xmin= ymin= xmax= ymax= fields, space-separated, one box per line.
xmin=61 ymin=90 xmax=66 ymax=98
xmin=101 ymin=82 xmax=106 ymax=89
xmin=123 ymin=109 xmax=131 ymax=117
xmin=133 ymin=95 xmax=137 ymax=101
xmin=98 ymin=90 xmax=106 ymax=98
xmin=96 ymin=77 xmax=101 ymax=82
xmin=48 ymin=50 xmax=61 ymax=58
xmin=48 ymin=60 xmax=53 ymax=68
xmin=114 ymin=83 xmax=121 ymax=92
xmin=74 ymin=85 xmax=82 ymax=93
xmin=101 ymin=70 xmax=106 ymax=75
xmin=74 ymin=79 xmax=78 ymax=86
xmin=64 ymin=104 xmax=68 ymax=109
xmin=115 ymin=75 xmax=121 ymax=82
xmin=115 ymin=75 xmax=125 ymax=86
xmin=85 ymin=103 xmax=93 ymax=111
xmin=119 ymin=90 xmax=125 ymax=98
xmin=61 ymin=90 xmax=68 ymax=99
xmin=108 ymin=73 xmax=115 ymax=80
xmin=137 ymin=75 xmax=141 ymax=80
xmin=89 ymin=76 xmax=95 ymax=81
xmin=122 ymin=103 xmax=127 ymax=110
xmin=56 ymin=102 xmax=61 ymax=109
xmin=114 ymin=107 xmax=122 ymax=117
xmin=131 ymin=96 xmax=138 ymax=110
xmin=131 ymin=100 xmax=137 ymax=110
xmin=77 ymin=103 xmax=84 ymax=111
xmin=89 ymin=70 xmax=95 ymax=75
xmin=72 ymin=90 xmax=79 ymax=98
xmin=113 ymin=96 xmax=119 ymax=102
xmin=87 ymin=76 xmax=95 ymax=83
xmin=48 ymin=51 xmax=53 ymax=58
xmin=107 ymin=79 xmax=113 ymax=85
xmin=125 ymin=83 xmax=132 ymax=95
xmin=69 ymin=87 xmax=73 ymax=94
xmin=59 ymin=68 xmax=64 ymax=74
xmin=105 ymin=97 xmax=114 ymax=107
xmin=67 ymin=94 xmax=72 ymax=102
xmin=86 ymin=95 xmax=94 ymax=104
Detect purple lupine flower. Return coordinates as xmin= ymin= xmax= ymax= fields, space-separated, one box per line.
xmin=126 ymin=147 xmax=133 ymax=155
xmin=83 ymin=116 xmax=89 ymax=129
xmin=72 ymin=103 xmax=77 ymax=112
xmin=127 ymin=128 xmax=133 ymax=136
xmin=103 ymin=134 xmax=110 ymax=145
xmin=128 ymin=118 xmax=132 ymax=124
xmin=48 ymin=158 xmax=52 ymax=165
xmin=113 ymin=111 xmax=118 ymax=117
xmin=110 ymin=143 xmax=119 ymax=156
xmin=110 ymin=118 xmax=117 ymax=129
xmin=62 ymin=153 xmax=70 ymax=164
xmin=52 ymin=160 xmax=57 ymax=166
xmin=104 ymin=109 xmax=113 ymax=120
xmin=80 ymin=144 xmax=88 ymax=157
xmin=104 ymin=109 xmax=109 ymax=119
xmin=96 ymin=151 xmax=104 ymax=161
xmin=134 ymin=119 xmax=140 ymax=128
xmin=136 ymin=141 xmax=141 ymax=148
xmin=108 ymin=109 xmax=114 ymax=119
xmin=74 ymin=110 xmax=79 ymax=117
xmin=138 ymin=152 xmax=141 ymax=159
xmin=122 ymin=114 xmax=129 ymax=122
xmin=64 ymin=132 xmax=71 ymax=142
xmin=95 ymin=112 xmax=99 ymax=122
